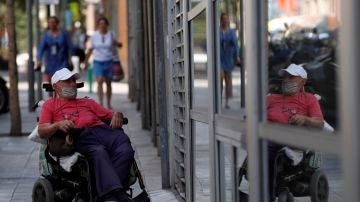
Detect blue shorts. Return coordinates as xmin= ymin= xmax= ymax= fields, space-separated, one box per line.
xmin=93 ymin=60 xmax=113 ymax=79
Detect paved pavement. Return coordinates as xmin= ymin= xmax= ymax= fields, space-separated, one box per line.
xmin=0 ymin=70 xmax=178 ymax=202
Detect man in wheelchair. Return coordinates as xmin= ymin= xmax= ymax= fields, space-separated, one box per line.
xmin=38 ymin=68 xmax=134 ymax=202
xmin=266 ymin=63 xmax=325 ymax=201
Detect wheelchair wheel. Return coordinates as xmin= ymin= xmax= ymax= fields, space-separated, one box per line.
xmin=277 ymin=191 xmax=294 ymax=202
xmin=310 ymin=169 xmax=329 ymax=202
xmin=32 ymin=178 xmax=54 ymax=202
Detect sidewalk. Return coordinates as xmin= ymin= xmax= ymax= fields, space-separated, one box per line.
xmin=0 ymin=74 xmax=177 ymax=201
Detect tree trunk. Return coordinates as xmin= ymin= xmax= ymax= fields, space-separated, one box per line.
xmin=6 ymin=0 xmax=22 ymax=136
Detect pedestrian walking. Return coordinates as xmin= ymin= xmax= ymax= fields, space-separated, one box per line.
xmin=220 ymin=13 xmax=240 ymax=109
xmin=85 ymin=16 xmax=122 ymax=109
xmin=36 ymin=16 xmax=73 ymax=83
xmin=71 ymin=21 xmax=87 ymax=69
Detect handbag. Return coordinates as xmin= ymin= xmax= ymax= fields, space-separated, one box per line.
xmin=111 ymin=31 xmax=124 ymax=82
xmin=112 ymin=61 xmax=124 ymax=82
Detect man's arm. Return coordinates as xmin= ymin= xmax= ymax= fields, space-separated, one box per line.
xmin=38 ymin=120 xmax=76 ymax=139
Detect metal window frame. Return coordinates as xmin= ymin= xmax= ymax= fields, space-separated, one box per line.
xmin=186 ymin=1 xmax=221 ymax=201
xmin=212 ymin=0 xmax=247 ymax=201
xmin=183 ymin=0 xmax=192 ymax=200
xmin=243 ymin=0 xmax=266 ymax=199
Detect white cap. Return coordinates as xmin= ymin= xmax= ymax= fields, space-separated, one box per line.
xmin=51 ymin=68 xmax=80 ymax=85
xmin=278 ymin=63 xmax=307 ymax=79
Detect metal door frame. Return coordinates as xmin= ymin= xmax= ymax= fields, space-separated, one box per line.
xmin=184 ymin=1 xmax=219 ymax=201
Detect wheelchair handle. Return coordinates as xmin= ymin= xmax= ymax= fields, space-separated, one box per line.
xmin=102 ymin=117 xmax=128 ymax=126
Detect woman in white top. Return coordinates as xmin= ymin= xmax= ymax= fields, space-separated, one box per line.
xmin=85 ymin=17 xmax=122 ymax=109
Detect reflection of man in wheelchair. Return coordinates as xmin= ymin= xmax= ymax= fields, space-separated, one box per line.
xmin=35 ymin=68 xmax=137 ymax=201
xmin=239 ymin=64 xmax=329 ymax=202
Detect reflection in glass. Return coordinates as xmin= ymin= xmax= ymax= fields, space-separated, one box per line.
xmin=219 ymin=0 xmax=244 ymax=116
xmin=219 ymin=141 xmax=248 ymax=202
xmin=267 ymin=0 xmax=339 ymax=130
xmin=193 ymin=121 xmax=210 ymax=201
xmin=191 ymin=11 xmax=208 ymax=110
xmin=189 ymin=0 xmax=204 ymax=9
xmin=265 ymin=141 xmax=342 ymax=201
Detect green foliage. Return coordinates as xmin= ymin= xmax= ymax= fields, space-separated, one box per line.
xmin=0 ymin=1 xmax=5 ymax=28
xmin=15 ymin=1 xmax=27 ymax=52
xmin=0 ymin=0 xmax=27 ymax=52
xmin=192 ymin=11 xmax=206 ymax=47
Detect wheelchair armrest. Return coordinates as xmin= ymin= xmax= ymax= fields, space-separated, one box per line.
xmin=102 ymin=117 xmax=129 ymax=126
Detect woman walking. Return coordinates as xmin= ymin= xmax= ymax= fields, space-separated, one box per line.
xmin=37 ymin=16 xmax=73 ymax=82
xmin=220 ymin=13 xmax=240 ymax=108
xmin=85 ymin=17 xmax=122 ymax=109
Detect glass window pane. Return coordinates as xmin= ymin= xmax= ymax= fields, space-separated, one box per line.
xmin=267 ymin=0 xmax=339 ymax=132
xmin=218 ymin=140 xmax=248 ymax=202
xmin=189 ymin=0 xmax=205 ymax=10
xmin=191 ymin=11 xmax=208 ymax=111
xmin=192 ymin=121 xmax=210 ymax=201
xmin=219 ymin=0 xmax=245 ymax=115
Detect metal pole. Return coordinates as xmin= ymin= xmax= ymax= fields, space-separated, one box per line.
xmin=154 ymin=0 xmax=170 ymax=188
xmin=141 ymin=0 xmax=149 ymax=129
xmin=244 ymin=0 xmax=265 ymax=200
xmin=27 ymin=0 xmax=35 ymax=111
xmin=127 ymin=0 xmax=135 ymax=101
xmin=35 ymin=0 xmax=43 ymax=101
xmin=340 ymin=0 xmax=360 ymax=200
xmin=47 ymin=5 xmax=51 ymax=17
xmin=239 ymin=0 xmax=245 ymax=108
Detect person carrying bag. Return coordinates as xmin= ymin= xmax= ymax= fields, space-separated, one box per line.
xmin=85 ymin=17 xmax=123 ymax=109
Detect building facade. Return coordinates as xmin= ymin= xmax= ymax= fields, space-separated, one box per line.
xmin=127 ymin=0 xmax=359 ymax=201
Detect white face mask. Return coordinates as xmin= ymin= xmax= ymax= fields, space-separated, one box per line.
xmin=60 ymin=86 xmax=77 ymax=99
xmin=282 ymin=81 xmax=300 ymax=96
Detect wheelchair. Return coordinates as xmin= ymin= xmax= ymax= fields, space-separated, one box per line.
xmin=238 ymin=148 xmax=329 ymax=202
xmin=31 ymin=82 xmax=150 ymax=202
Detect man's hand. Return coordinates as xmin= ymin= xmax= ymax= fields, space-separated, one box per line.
xmin=288 ymin=114 xmax=307 ymax=126
xmin=38 ymin=120 xmax=76 ymax=139
xmin=289 ymin=115 xmax=324 ymax=128
xmin=56 ymin=120 xmax=76 ymax=133
xmin=110 ymin=112 xmax=124 ymax=129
